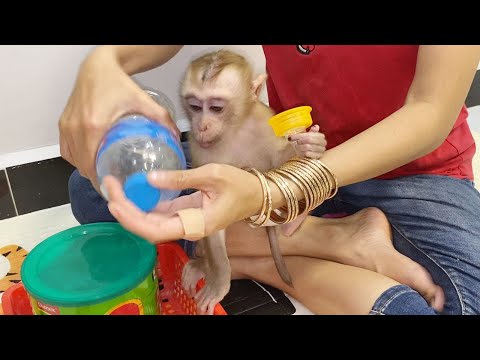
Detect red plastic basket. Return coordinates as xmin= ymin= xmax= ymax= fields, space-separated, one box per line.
xmin=1 ymin=242 xmax=227 ymax=315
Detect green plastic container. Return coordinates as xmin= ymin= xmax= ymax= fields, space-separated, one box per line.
xmin=20 ymin=223 xmax=159 ymax=315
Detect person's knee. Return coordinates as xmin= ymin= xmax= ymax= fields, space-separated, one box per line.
xmin=68 ymin=169 xmax=116 ymax=224
xmin=68 ymin=170 xmax=86 ymax=214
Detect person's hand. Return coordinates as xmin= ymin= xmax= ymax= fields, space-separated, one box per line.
xmin=58 ymin=47 xmax=180 ymax=192
xmin=288 ymin=125 xmax=326 ymax=159
xmin=103 ymin=163 xmax=265 ymax=244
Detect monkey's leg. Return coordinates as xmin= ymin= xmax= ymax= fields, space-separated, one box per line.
xmin=181 ymin=247 xmax=208 ymax=298
xmin=194 ymin=229 xmax=231 ymax=315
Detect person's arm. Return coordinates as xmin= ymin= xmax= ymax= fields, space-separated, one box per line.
xmin=320 ymin=45 xmax=480 ymax=187
xmin=59 ymin=45 xmax=184 ymax=188
xmin=93 ymin=45 xmax=184 ymax=75
xmin=267 ymin=45 xmax=480 ymax=208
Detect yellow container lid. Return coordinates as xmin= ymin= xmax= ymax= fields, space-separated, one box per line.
xmin=268 ymin=106 xmax=313 ymax=137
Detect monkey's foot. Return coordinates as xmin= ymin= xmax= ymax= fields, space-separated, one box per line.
xmin=194 ymin=268 xmax=231 ymax=315
xmin=181 ymin=258 xmax=207 ymax=298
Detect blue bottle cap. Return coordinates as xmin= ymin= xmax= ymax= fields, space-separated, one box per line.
xmin=123 ymin=172 xmax=161 ymax=212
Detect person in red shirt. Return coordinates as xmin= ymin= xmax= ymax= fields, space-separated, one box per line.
xmin=62 ymin=45 xmax=480 ymax=315
xmin=264 ymin=45 xmax=475 ymax=181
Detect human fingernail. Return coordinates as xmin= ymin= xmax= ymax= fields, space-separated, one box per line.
xmin=148 ymin=172 xmax=158 ymax=181
xmin=148 ymin=171 xmax=167 ymax=182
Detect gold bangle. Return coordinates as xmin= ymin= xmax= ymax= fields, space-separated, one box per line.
xmin=280 ymin=164 xmax=317 ymax=212
xmin=264 ymin=171 xmax=291 ymax=224
xmin=273 ymin=170 xmax=299 ymax=223
xmin=243 ymin=168 xmax=272 ymax=227
xmin=283 ymin=161 xmax=324 ymax=210
xmin=273 ymin=168 xmax=309 ymax=216
xmin=281 ymin=157 xmax=339 ymax=210
xmin=296 ymin=157 xmax=338 ymax=199
xmin=317 ymin=159 xmax=339 ymax=199
xmin=289 ymin=158 xmax=331 ymax=203
xmin=242 ymin=156 xmax=340 ymax=227
xmin=265 ymin=170 xmax=298 ymax=224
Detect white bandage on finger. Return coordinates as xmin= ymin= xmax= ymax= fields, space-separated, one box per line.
xmin=177 ymin=208 xmax=205 ymax=240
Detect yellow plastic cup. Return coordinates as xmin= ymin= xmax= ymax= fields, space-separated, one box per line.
xmin=268 ymin=106 xmax=313 ymax=139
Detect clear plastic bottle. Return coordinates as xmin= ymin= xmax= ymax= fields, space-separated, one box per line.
xmin=96 ymin=114 xmax=187 ymax=212
xmin=140 ymin=84 xmax=177 ymax=122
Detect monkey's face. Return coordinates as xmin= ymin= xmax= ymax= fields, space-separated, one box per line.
xmin=183 ymin=96 xmax=231 ymax=148
xmin=181 ymin=68 xmax=251 ymax=148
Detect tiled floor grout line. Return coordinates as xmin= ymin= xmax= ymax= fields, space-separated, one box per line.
xmin=4 ymin=169 xmax=19 ymax=216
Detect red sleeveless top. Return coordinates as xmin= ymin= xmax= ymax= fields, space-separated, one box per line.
xmin=262 ymin=45 xmax=475 ymax=180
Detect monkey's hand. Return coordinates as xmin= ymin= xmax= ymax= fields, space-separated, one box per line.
xmin=288 ymin=125 xmax=327 ymax=159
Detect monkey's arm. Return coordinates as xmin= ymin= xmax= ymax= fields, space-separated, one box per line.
xmin=267 ymin=45 xmax=480 ymax=208
xmin=94 ymin=45 xmax=184 ymax=75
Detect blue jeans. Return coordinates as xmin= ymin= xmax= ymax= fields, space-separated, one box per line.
xmin=68 ymin=142 xmax=480 ymax=315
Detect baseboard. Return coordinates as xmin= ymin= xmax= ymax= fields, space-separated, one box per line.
xmin=0 ymin=144 xmax=61 ymax=170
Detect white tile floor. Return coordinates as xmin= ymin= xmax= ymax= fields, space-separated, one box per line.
xmin=0 ymin=203 xmax=314 ymax=315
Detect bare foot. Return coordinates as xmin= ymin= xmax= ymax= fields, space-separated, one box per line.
xmin=185 ymin=243 xmax=232 ymax=315
xmin=182 ymin=257 xmax=232 ymax=315
xmin=307 ymin=207 xmax=445 ymax=311
xmin=195 ymin=268 xmax=231 ymax=315
xmin=182 ymin=258 xmax=207 ymax=298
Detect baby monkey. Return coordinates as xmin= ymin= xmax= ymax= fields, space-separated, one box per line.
xmin=180 ymin=49 xmax=326 ymax=314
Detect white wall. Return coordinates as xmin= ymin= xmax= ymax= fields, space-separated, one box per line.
xmin=0 ymin=45 xmax=266 ymax=158
xmin=469 ymin=107 xmax=480 ymax=132
xmin=0 ymin=45 xmax=95 ymax=156
xmin=469 ymin=62 xmax=480 ymax=133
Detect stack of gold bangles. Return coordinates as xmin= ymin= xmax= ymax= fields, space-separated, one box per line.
xmin=244 ymin=157 xmax=338 ymax=226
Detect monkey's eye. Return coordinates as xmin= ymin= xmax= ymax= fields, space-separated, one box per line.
xmin=210 ymin=106 xmax=224 ymax=113
xmin=189 ymin=105 xmax=202 ymax=112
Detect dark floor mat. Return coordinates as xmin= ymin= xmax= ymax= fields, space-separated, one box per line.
xmin=220 ymin=280 xmax=296 ymax=315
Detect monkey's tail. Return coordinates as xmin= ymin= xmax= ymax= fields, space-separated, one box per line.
xmin=266 ymin=226 xmax=294 ymax=288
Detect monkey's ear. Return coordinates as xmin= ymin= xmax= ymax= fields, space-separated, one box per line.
xmin=252 ymin=73 xmax=268 ymax=99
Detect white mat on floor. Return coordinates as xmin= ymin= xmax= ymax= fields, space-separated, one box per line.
xmin=0 ymin=204 xmax=80 ymax=253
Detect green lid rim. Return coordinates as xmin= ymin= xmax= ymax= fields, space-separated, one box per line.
xmin=20 ymin=222 xmax=157 ymax=307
